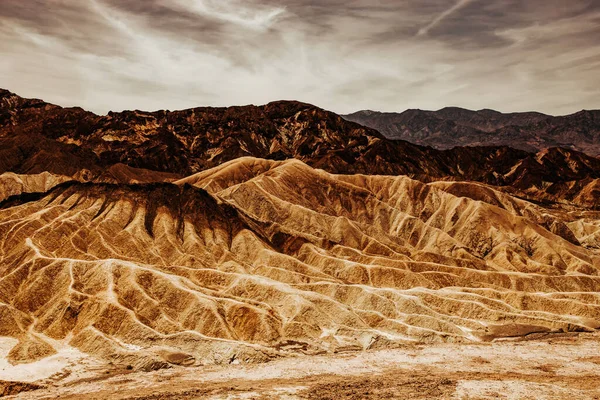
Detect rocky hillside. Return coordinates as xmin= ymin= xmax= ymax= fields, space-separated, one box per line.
xmin=2 ymin=89 xmax=600 ymax=207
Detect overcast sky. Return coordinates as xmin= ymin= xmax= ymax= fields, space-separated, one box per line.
xmin=0 ymin=0 xmax=599 ymax=115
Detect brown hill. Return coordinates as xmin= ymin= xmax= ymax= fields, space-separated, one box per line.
xmin=0 ymin=158 xmax=599 ymax=370
xmin=343 ymin=108 xmax=600 ymax=155
xmin=1 ymin=89 xmax=600 ymax=207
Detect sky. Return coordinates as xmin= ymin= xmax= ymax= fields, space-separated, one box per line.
xmin=0 ymin=0 xmax=599 ymax=115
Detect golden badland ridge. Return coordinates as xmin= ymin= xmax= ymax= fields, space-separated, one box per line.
xmin=0 ymin=157 xmax=599 ymax=370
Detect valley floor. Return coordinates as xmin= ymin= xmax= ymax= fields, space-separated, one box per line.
xmin=2 ymin=332 xmax=600 ymax=399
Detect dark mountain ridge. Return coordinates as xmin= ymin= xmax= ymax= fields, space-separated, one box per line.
xmin=343 ymin=107 xmax=600 ymax=155
xmin=1 ymin=88 xmax=600 ymax=207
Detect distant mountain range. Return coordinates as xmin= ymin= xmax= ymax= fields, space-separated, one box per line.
xmin=1 ymin=88 xmax=600 ymax=208
xmin=342 ymin=107 xmax=600 ymax=156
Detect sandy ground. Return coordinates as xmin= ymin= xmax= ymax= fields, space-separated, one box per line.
xmin=0 ymin=338 xmax=105 ymax=384
xmin=2 ymin=332 xmax=600 ymax=399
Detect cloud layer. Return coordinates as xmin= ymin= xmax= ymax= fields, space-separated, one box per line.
xmin=0 ymin=0 xmax=598 ymax=115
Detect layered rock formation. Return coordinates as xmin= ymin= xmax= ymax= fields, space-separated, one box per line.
xmin=0 ymin=158 xmax=599 ymax=370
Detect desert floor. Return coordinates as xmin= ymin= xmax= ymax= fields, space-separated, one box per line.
xmin=1 ymin=332 xmax=599 ymax=399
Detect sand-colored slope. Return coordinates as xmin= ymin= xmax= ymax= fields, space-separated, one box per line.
xmin=0 ymin=166 xmax=179 ymax=204
xmin=0 ymin=158 xmax=599 ymax=370
xmin=0 ymin=172 xmax=71 ymax=203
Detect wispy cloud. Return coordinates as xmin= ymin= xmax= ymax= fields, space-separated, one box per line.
xmin=0 ymin=0 xmax=598 ymax=115
xmin=417 ymin=0 xmax=474 ymax=36
xmin=169 ymin=0 xmax=285 ymax=30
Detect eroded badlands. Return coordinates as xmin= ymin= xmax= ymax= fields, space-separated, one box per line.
xmin=0 ymin=157 xmax=598 ymax=381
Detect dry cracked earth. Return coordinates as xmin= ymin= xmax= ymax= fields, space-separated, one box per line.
xmin=0 ymin=90 xmax=599 ymax=399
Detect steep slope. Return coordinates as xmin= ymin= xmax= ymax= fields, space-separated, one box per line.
xmin=2 ymin=89 xmax=600 ymax=207
xmin=343 ymin=108 xmax=600 ymax=155
xmin=1 ymin=158 xmax=599 ymax=370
